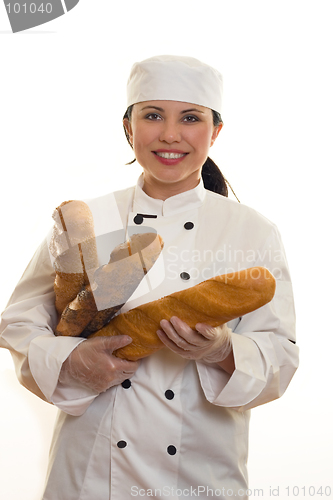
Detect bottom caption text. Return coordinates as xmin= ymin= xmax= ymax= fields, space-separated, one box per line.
xmin=131 ymin=485 xmax=332 ymax=497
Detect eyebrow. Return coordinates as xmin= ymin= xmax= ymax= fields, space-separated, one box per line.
xmin=139 ymin=105 xmax=204 ymax=114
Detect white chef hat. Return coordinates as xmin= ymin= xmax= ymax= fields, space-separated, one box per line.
xmin=126 ymin=55 xmax=223 ymax=115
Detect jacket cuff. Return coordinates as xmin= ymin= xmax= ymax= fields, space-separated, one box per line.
xmin=29 ymin=335 xmax=98 ymax=415
xmin=196 ymin=332 xmax=266 ymax=410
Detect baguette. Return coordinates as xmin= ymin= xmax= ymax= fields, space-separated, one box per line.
xmin=54 ymin=232 xmax=164 ymax=337
xmin=49 ymin=200 xmax=99 ymax=315
xmin=91 ymin=267 xmax=276 ymax=361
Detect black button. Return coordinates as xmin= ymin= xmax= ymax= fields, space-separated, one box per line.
xmin=167 ymin=445 xmax=177 ymax=455
xmin=165 ymin=390 xmax=174 ymax=400
xmin=122 ymin=379 xmax=131 ymax=389
xmin=180 ymin=272 xmax=190 ymax=280
xmin=117 ymin=440 xmax=127 ymax=449
xmin=184 ymin=222 xmax=194 ymax=230
xmin=134 ymin=214 xmax=144 ymax=225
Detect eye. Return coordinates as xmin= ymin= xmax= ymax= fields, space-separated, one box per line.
xmin=182 ymin=115 xmax=200 ymax=123
xmin=145 ymin=113 xmax=163 ymax=121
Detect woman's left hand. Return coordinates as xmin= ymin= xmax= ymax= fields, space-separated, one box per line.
xmin=157 ymin=316 xmax=232 ymax=363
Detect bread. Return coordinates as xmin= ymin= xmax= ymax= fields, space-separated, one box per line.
xmin=49 ymin=200 xmax=99 ymax=315
xmin=91 ymin=267 xmax=276 ymax=361
xmin=54 ymin=232 xmax=164 ymax=337
xmin=50 ymin=202 xmax=276 ymax=363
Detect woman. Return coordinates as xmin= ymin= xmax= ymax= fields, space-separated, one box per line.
xmin=0 ymin=55 xmax=299 ymax=499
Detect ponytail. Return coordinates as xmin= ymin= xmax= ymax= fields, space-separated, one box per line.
xmin=201 ymin=157 xmax=228 ymax=197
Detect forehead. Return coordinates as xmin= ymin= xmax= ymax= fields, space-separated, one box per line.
xmin=134 ymin=100 xmax=211 ymax=114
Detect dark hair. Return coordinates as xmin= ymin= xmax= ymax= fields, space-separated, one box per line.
xmin=123 ymin=105 xmax=230 ymax=198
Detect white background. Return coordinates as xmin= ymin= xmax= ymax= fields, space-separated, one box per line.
xmin=0 ymin=1 xmax=332 ymax=499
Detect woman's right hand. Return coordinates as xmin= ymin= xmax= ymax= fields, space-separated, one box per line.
xmin=59 ymin=336 xmax=140 ymax=393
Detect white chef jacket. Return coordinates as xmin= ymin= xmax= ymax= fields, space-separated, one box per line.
xmin=0 ymin=176 xmax=299 ymax=500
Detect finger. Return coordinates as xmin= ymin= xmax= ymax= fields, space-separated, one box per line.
xmin=156 ymin=328 xmax=193 ymax=355
xmin=169 ymin=317 xmax=211 ymax=347
xmin=157 ymin=329 xmax=207 ymax=360
xmin=169 ymin=316 xmax=193 ymax=335
xmin=111 ymin=357 xmax=141 ymax=372
xmin=99 ymin=335 xmax=134 ymax=352
xmin=159 ymin=320 xmax=194 ymax=349
xmin=195 ymin=323 xmax=216 ymax=339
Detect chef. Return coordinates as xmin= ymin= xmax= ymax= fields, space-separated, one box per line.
xmin=0 ymin=55 xmax=299 ymax=500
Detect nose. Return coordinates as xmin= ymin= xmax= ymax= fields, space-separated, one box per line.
xmin=159 ymin=120 xmax=181 ymax=143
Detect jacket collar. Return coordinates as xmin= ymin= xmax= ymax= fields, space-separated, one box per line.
xmin=132 ymin=174 xmax=206 ymax=216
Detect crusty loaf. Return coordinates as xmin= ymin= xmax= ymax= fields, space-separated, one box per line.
xmin=91 ymin=267 xmax=276 ymax=361
xmin=55 ymin=232 xmax=164 ymax=337
xmin=49 ymin=200 xmax=99 ymax=315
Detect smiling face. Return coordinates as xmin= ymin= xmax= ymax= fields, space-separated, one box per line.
xmin=123 ymin=100 xmax=222 ymax=200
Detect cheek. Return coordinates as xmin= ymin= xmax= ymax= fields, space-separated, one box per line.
xmin=132 ymin=124 xmax=157 ymax=149
xmin=193 ymin=130 xmax=214 ymax=154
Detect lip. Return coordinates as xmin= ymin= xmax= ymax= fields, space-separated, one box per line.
xmin=153 ymin=149 xmax=189 ymax=166
xmin=154 ymin=149 xmax=188 ymax=154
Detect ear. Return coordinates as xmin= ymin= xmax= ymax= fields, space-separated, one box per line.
xmin=123 ymin=118 xmax=133 ymax=144
xmin=210 ymin=123 xmax=223 ymax=146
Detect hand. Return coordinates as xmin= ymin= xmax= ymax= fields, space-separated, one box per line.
xmin=157 ymin=316 xmax=232 ymax=363
xmin=59 ymin=336 xmax=140 ymax=393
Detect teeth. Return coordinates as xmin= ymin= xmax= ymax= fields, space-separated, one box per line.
xmin=156 ymin=152 xmax=186 ymax=159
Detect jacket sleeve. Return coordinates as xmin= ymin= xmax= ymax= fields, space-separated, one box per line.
xmin=195 ymin=224 xmax=299 ymax=412
xmin=0 ymin=238 xmax=98 ymax=416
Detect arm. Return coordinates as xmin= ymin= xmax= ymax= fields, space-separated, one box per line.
xmin=216 ymin=350 xmax=235 ymax=375
xmin=0 ymin=239 xmax=95 ymax=414
xmin=0 ymin=239 xmax=139 ymax=416
xmin=196 ymin=225 xmax=299 ymax=411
